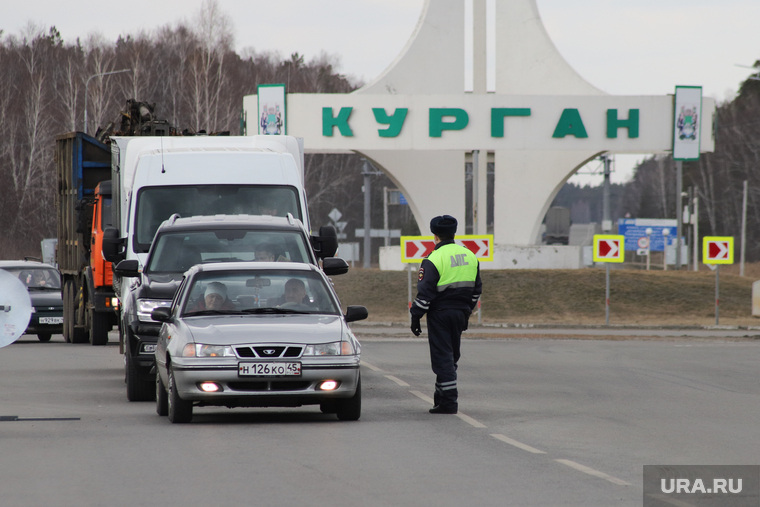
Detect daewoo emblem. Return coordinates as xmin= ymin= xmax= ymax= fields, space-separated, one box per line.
xmin=263 ymin=349 xmax=276 ymax=356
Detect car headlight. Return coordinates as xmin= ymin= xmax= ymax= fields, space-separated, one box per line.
xmin=137 ymin=299 xmax=172 ymax=322
xmin=182 ymin=343 xmax=235 ymax=358
xmin=303 ymin=341 xmax=355 ymax=356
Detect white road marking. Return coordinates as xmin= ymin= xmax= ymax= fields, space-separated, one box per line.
xmin=384 ymin=375 xmax=409 ymax=387
xmin=490 ymin=433 xmax=546 ymax=454
xmin=555 ymin=459 xmax=630 ymax=486
xmin=361 ymin=360 xmax=383 ymax=372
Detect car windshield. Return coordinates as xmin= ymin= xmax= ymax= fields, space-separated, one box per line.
xmin=2 ymin=267 xmax=61 ymax=289
xmin=181 ymin=270 xmax=339 ymax=317
xmin=146 ymin=229 xmax=312 ymax=273
xmin=134 ymin=185 xmax=301 ymax=252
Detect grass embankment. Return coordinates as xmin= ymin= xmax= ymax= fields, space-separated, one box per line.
xmin=331 ymin=265 xmax=760 ymax=327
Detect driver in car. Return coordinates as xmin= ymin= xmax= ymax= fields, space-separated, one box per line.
xmin=280 ymin=278 xmax=308 ymax=307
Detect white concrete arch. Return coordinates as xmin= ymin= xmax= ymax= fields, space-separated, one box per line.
xmin=243 ymin=0 xmax=715 ymax=253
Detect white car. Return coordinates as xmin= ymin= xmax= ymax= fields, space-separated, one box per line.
xmin=152 ymin=262 xmax=367 ymax=423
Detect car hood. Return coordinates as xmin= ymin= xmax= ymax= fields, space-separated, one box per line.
xmin=184 ymin=314 xmax=346 ymax=345
xmin=28 ymin=290 xmax=63 ymax=308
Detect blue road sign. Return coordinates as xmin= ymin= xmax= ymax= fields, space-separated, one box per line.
xmin=617 ymin=218 xmax=677 ymax=252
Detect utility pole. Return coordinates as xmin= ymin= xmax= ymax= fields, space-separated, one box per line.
xmin=675 ymin=160 xmax=683 ymax=269
xmin=601 ymin=154 xmax=611 ymax=232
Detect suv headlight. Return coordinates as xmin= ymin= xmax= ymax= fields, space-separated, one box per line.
xmin=303 ymin=341 xmax=355 ymax=356
xmin=137 ymin=299 xmax=172 ymax=322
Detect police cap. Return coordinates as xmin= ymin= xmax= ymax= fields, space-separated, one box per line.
xmin=430 ymin=215 xmax=457 ymax=237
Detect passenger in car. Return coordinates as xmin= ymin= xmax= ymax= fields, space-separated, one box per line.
xmin=190 ymin=281 xmax=235 ymax=311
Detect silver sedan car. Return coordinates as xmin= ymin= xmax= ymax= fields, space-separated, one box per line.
xmin=152 ymin=262 xmax=367 ymax=423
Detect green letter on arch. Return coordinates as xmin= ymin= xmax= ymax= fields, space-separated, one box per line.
xmin=373 ymin=108 xmax=408 ymax=138
xmin=552 ymin=108 xmax=588 ymax=138
xmin=322 ymin=107 xmax=354 ymax=137
xmin=429 ymin=108 xmax=469 ymax=137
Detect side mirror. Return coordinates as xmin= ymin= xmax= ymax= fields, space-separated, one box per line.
xmin=102 ymin=227 xmax=125 ymax=263
xmin=114 ymin=259 xmax=140 ymax=278
xmin=322 ymin=257 xmax=349 ymax=276
xmin=311 ymin=225 xmax=339 ymax=259
xmin=344 ymin=305 xmax=368 ymax=323
xmin=151 ymin=307 xmax=172 ymax=322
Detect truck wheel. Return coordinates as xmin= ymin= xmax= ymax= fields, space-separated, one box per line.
xmin=125 ymin=351 xmax=155 ymax=402
xmin=156 ymin=370 xmax=169 ymax=416
xmin=335 ymin=375 xmax=361 ymax=421
xmin=62 ymin=281 xmax=73 ymax=343
xmin=168 ymin=368 xmax=193 ymax=423
xmin=89 ymin=308 xmax=110 ymax=346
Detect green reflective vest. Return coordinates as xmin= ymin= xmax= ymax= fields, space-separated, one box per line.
xmin=427 ymin=243 xmax=478 ymax=292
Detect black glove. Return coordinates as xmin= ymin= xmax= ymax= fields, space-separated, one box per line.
xmin=411 ymin=315 xmax=422 ymax=336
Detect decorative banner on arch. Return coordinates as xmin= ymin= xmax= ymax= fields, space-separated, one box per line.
xmin=401 ymin=235 xmax=493 ymax=263
xmin=257 ymin=84 xmax=286 ymax=135
xmin=672 ymin=85 xmax=702 ymax=161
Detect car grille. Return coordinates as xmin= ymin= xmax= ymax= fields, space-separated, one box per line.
xmin=235 ymin=346 xmax=303 ymax=358
xmin=227 ymin=381 xmax=312 ymax=392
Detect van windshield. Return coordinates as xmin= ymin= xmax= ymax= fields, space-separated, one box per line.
xmin=134 ymin=185 xmax=301 ymax=252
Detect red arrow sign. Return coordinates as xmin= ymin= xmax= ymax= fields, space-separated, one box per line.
xmin=404 ymin=240 xmax=436 ymax=260
xmin=597 ymin=239 xmax=619 ymax=258
xmin=459 ymin=239 xmax=490 ymax=257
xmin=708 ymin=241 xmax=730 ymax=260
xmin=593 ymin=235 xmax=624 ymax=263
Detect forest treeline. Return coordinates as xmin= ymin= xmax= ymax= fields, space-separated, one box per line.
xmin=1 ymin=2 xmax=758 ymax=260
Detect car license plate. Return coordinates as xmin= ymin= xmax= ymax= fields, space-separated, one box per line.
xmin=39 ymin=316 xmax=63 ymax=324
xmin=238 ymin=362 xmax=301 ymax=377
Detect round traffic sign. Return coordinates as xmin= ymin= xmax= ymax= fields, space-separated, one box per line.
xmin=637 ymin=236 xmax=650 ymax=249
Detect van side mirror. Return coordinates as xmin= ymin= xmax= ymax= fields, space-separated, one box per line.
xmin=311 ymin=225 xmax=339 ymax=259
xmin=102 ymin=227 xmax=125 ymax=263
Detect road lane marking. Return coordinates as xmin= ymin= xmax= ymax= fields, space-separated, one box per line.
xmin=457 ymin=412 xmax=486 ymax=428
xmin=384 ymin=375 xmax=409 ymax=387
xmin=555 ymin=459 xmax=630 ymax=486
xmin=361 ymin=360 xmax=383 ymax=372
xmin=409 ymin=390 xmax=486 ymax=427
xmin=490 ymin=433 xmax=545 ymax=454
xmin=410 ymin=390 xmax=434 ymax=404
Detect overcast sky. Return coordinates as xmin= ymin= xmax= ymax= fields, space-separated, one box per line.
xmin=4 ymin=0 xmax=759 ymax=184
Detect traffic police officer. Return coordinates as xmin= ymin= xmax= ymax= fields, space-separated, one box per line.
xmin=411 ymin=215 xmax=482 ymax=414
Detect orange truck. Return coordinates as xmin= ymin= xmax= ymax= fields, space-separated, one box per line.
xmin=55 ymin=132 xmax=118 ymax=345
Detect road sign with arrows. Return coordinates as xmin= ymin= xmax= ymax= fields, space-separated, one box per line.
xmin=703 ymin=236 xmax=734 ymax=264
xmin=401 ymin=235 xmax=493 ymax=263
xmin=593 ymin=235 xmax=625 ymax=263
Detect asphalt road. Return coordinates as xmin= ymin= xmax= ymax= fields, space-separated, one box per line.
xmin=2 ymin=326 xmax=759 ymax=506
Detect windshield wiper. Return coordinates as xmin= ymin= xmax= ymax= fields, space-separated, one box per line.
xmin=240 ymin=307 xmax=310 ymax=315
xmin=184 ymin=309 xmax=233 ymax=317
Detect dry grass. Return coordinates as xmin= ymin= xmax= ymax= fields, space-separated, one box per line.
xmin=331 ymin=264 xmax=760 ymax=327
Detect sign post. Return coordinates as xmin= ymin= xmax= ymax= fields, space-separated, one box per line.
xmin=703 ymin=236 xmax=734 ymax=325
xmin=593 ymin=235 xmax=625 ymax=325
xmin=401 ymin=234 xmax=493 ymax=325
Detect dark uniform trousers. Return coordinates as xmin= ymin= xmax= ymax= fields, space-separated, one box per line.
xmin=427 ymin=308 xmax=468 ymax=410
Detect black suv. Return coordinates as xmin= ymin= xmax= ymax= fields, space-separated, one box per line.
xmin=113 ymin=213 xmax=346 ymax=401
